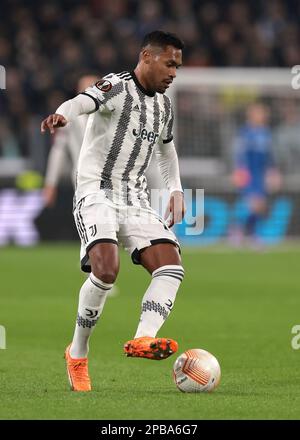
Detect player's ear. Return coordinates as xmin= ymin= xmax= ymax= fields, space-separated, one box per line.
xmin=141 ymin=48 xmax=151 ymax=64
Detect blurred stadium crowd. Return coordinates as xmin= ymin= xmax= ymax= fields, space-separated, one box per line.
xmin=0 ymin=0 xmax=300 ymax=162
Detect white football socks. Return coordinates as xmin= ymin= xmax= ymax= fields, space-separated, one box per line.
xmin=134 ymin=265 xmax=184 ymax=339
xmin=70 ymin=273 xmax=113 ymax=359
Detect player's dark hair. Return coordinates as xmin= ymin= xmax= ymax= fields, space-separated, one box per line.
xmin=142 ymin=30 xmax=184 ymax=50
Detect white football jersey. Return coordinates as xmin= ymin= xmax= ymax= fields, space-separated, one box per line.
xmin=75 ymin=71 xmax=174 ymax=208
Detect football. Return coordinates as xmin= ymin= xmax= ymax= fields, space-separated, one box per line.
xmin=173 ymin=349 xmax=221 ymax=393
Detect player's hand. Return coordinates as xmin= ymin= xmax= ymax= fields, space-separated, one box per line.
xmin=231 ymin=168 xmax=251 ymax=188
xmin=41 ymin=114 xmax=68 ymax=134
xmin=43 ymin=185 xmax=57 ymax=208
xmin=165 ymin=190 xmax=186 ymax=227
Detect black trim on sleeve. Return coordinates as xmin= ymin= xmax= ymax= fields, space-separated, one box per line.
xmin=80 ymin=92 xmax=99 ymax=112
xmin=163 ymin=136 xmax=174 ymax=144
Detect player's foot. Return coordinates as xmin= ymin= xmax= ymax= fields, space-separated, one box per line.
xmin=124 ymin=336 xmax=178 ymax=360
xmin=64 ymin=344 xmax=91 ymax=391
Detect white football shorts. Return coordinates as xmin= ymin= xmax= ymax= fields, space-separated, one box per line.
xmin=73 ymin=193 xmax=180 ymax=272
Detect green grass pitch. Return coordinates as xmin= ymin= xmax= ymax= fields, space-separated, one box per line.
xmin=1 ymin=243 xmax=300 ymax=420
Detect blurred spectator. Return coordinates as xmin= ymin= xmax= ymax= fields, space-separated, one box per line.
xmin=230 ymin=103 xmax=281 ymax=244
xmin=0 ymin=0 xmax=299 ymax=163
xmin=273 ymin=101 xmax=300 ymax=174
xmin=0 ymin=117 xmax=19 ymax=157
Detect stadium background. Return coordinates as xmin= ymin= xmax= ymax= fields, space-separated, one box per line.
xmin=1 ymin=0 xmax=300 ymax=421
xmin=1 ymin=0 xmax=300 ymax=244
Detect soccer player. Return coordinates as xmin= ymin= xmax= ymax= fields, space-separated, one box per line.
xmin=231 ymin=103 xmax=281 ymax=243
xmin=43 ymin=75 xmax=98 ymax=207
xmin=41 ymin=31 xmax=185 ymax=392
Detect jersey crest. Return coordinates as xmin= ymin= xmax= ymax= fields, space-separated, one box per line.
xmin=95 ymin=79 xmax=112 ymax=92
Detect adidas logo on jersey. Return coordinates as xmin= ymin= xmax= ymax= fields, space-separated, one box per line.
xmin=133 ymin=104 xmax=140 ymax=112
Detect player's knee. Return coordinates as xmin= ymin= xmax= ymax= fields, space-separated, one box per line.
xmin=141 ymin=243 xmax=182 ymax=274
xmin=101 ymin=271 xmax=118 ymax=284
xmin=92 ymin=264 xmax=118 ymax=284
xmin=89 ymin=243 xmax=119 ymax=283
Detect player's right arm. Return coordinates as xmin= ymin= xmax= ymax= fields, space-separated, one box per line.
xmin=40 ymin=94 xmax=96 ymax=134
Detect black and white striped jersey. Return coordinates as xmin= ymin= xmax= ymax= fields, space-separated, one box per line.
xmin=75 ymin=71 xmax=174 ymax=208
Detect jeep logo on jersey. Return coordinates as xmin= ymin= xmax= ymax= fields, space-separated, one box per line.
xmin=95 ymin=79 xmax=112 ymax=92
xmin=133 ymin=123 xmax=159 ymax=144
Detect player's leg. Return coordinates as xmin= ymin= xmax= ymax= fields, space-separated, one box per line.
xmin=140 ymin=242 xmax=181 ymax=273
xmin=70 ymin=242 xmax=119 ymax=359
xmin=135 ymin=243 xmax=183 ymax=336
xmin=124 ymin=243 xmax=184 ymax=359
xmin=66 ymin=200 xmax=119 ymax=391
xmin=66 ymin=242 xmax=119 ymax=391
xmin=121 ymin=209 xmax=184 ymax=360
xmin=245 ymin=194 xmax=266 ymax=237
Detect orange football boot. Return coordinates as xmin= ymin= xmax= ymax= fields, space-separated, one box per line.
xmin=64 ymin=344 xmax=91 ymax=391
xmin=124 ymin=336 xmax=178 ymax=360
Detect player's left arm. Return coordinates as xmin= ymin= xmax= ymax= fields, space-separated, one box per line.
xmin=156 ymin=102 xmax=185 ymax=227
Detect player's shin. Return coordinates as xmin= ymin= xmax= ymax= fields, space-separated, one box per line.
xmin=134 ymin=265 xmax=184 ymax=338
xmin=70 ymin=273 xmax=113 ymax=358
